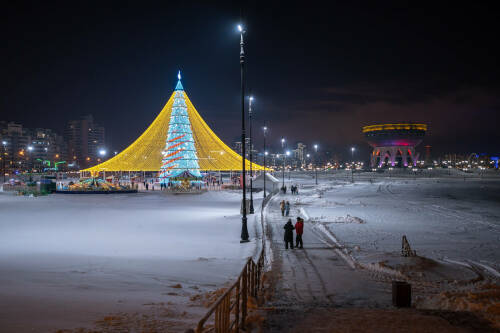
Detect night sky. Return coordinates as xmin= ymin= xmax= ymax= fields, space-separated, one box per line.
xmin=2 ymin=1 xmax=499 ymax=160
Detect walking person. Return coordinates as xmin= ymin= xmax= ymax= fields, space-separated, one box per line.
xmin=280 ymin=200 xmax=286 ymax=216
xmin=295 ymin=217 xmax=304 ymax=249
xmin=283 ymin=219 xmax=295 ymax=249
xmin=146 ymin=183 xmax=149 ymax=191
xmin=285 ymin=201 xmax=290 ymax=217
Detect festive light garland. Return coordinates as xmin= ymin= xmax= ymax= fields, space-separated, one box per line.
xmin=84 ymin=78 xmax=265 ymax=173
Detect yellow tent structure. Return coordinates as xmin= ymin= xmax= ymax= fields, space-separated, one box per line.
xmin=83 ymin=79 xmax=264 ymax=174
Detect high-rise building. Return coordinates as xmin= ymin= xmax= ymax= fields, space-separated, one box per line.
xmin=0 ymin=122 xmax=69 ymax=172
xmin=0 ymin=121 xmax=31 ymax=170
xmin=293 ymin=142 xmax=307 ymax=166
xmin=233 ymin=137 xmax=253 ymax=158
xmin=65 ymin=115 xmax=105 ymax=168
xmin=30 ymin=128 xmax=67 ymax=170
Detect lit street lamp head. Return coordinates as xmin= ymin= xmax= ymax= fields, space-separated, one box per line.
xmin=27 ymin=146 xmax=33 ymax=151
xmin=286 ymin=150 xmax=291 ymax=156
xmin=99 ymin=149 xmax=106 ymax=156
xmin=2 ymin=141 xmax=7 ymax=145
xmin=237 ymin=24 xmax=243 ymax=32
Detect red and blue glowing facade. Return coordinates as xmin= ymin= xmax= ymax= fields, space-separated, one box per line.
xmin=363 ymin=123 xmax=427 ymax=168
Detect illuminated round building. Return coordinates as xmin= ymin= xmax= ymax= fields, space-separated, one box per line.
xmin=363 ymin=123 xmax=427 ymax=168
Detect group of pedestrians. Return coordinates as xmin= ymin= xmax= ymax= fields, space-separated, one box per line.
xmin=280 ymin=185 xmax=287 ymax=194
xmin=284 ymin=217 xmax=304 ymax=249
xmin=279 ymin=185 xmax=305 ymax=250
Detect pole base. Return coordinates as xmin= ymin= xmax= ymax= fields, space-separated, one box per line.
xmin=240 ymin=239 xmax=250 ymax=243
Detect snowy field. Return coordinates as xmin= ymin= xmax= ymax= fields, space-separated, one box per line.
xmin=283 ymin=172 xmax=500 ymax=274
xmin=0 ymin=190 xmax=260 ymax=332
xmin=267 ymin=171 xmax=500 ymax=328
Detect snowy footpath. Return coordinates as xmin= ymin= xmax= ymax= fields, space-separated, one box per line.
xmin=0 ymin=190 xmax=261 ymax=332
xmin=262 ymin=174 xmax=500 ymax=331
xmin=264 ymin=192 xmax=387 ymax=308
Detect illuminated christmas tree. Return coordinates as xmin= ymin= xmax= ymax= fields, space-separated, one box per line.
xmin=84 ymin=71 xmax=265 ymax=175
xmin=159 ymin=71 xmax=202 ymax=185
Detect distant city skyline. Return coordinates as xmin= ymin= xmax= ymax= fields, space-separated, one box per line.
xmin=2 ymin=2 xmax=499 ymax=160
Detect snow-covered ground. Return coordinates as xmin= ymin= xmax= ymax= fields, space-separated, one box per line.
xmin=264 ymin=171 xmax=500 ymax=329
xmin=0 ymin=190 xmax=260 ymax=332
xmin=293 ymin=177 xmax=500 ymax=275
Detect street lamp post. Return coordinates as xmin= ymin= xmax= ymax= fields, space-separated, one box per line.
xmin=248 ymin=96 xmax=254 ymax=214
xmin=263 ymin=126 xmax=267 ymax=198
xmin=281 ymin=137 xmax=285 ymax=189
xmin=27 ymin=145 xmax=33 ymax=180
xmin=286 ymin=150 xmax=291 ymax=180
xmin=99 ymin=149 xmax=107 ymax=179
xmin=351 ymin=147 xmax=355 ymax=183
xmin=27 ymin=145 xmax=33 ymax=171
xmin=2 ymin=141 xmax=7 ymax=184
xmin=238 ymin=24 xmax=249 ymax=243
xmin=314 ymin=144 xmax=318 ymax=185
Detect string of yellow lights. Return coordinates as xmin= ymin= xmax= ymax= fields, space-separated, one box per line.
xmin=83 ymin=91 xmax=265 ymax=173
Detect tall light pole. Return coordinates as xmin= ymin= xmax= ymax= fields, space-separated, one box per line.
xmin=286 ymin=150 xmax=291 ymax=180
xmin=27 ymin=145 xmax=33 ymax=173
xmin=248 ymin=96 xmax=254 ymax=214
xmin=238 ymin=24 xmax=249 ymax=243
xmin=263 ymin=126 xmax=267 ymax=198
xmin=99 ymin=149 xmax=107 ymax=179
xmin=314 ymin=144 xmax=318 ymax=185
xmin=2 ymin=141 xmax=7 ymax=184
xmin=281 ymin=137 xmax=285 ymax=188
xmin=351 ymin=147 xmax=355 ymax=183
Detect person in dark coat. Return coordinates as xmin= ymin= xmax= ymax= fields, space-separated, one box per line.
xmin=283 ymin=219 xmax=295 ymax=249
xmin=295 ymin=217 xmax=304 ymax=249
xmin=285 ymin=201 xmax=290 ymax=216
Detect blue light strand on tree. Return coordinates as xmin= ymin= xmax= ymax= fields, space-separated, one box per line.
xmin=159 ymin=73 xmax=202 ymax=184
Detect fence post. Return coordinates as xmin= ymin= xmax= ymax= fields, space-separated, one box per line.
xmin=253 ymin=261 xmax=257 ymax=297
xmin=257 ymin=257 xmax=262 ymax=293
xmin=241 ymin=263 xmax=247 ymax=329
xmin=224 ymin=294 xmax=229 ymax=332
xmin=250 ymin=262 xmax=255 ymax=297
xmin=215 ymin=302 xmax=220 ymax=332
xmin=235 ymin=278 xmax=240 ymax=332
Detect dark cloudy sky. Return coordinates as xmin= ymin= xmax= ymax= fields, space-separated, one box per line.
xmin=2 ymin=1 xmax=499 ymax=160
